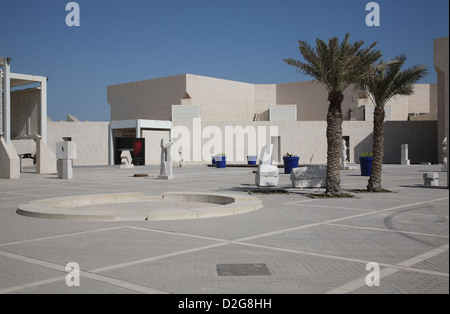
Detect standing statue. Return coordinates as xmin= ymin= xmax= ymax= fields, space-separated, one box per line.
xmin=159 ymin=139 xmax=174 ymax=180
xmin=255 ymin=144 xmax=279 ymax=187
xmin=341 ymin=139 xmax=348 ymax=170
xmin=178 ymin=147 xmax=184 ymax=168
xmin=342 ymin=139 xmax=347 ymax=163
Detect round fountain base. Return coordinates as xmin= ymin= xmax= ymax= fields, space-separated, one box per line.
xmin=17 ymin=192 xmax=263 ymax=222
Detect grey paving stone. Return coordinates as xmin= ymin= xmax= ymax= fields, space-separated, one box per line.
xmin=350 ymin=270 xmax=449 ymax=294
xmin=1 ymin=227 xmax=218 ymax=270
xmin=0 ymin=256 xmax=63 ymax=291
xmin=330 ymin=211 xmax=449 ymax=237
xmin=412 ymin=251 xmax=449 ymax=274
xmin=246 ymin=224 xmax=448 ymax=265
xmin=100 ymin=244 xmax=369 ymax=294
xmin=11 ymin=277 xmax=137 ymax=294
xmin=0 ymin=164 xmax=448 ymax=294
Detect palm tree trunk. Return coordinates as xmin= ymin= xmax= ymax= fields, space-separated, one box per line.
xmin=326 ymin=92 xmax=344 ymax=196
xmin=367 ymin=106 xmax=385 ymax=192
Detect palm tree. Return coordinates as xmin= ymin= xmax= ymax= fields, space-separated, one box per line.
xmin=359 ymin=55 xmax=428 ymax=192
xmin=284 ymin=34 xmax=382 ymax=196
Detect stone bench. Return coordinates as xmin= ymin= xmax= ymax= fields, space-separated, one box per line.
xmin=423 ymin=172 xmax=439 ymax=186
xmin=19 ymin=153 xmax=36 ymax=172
xmin=290 ymin=165 xmax=327 ymax=188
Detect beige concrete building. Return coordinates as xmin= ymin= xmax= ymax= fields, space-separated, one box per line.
xmin=108 ymin=74 xmax=438 ymax=124
xmin=1 ymin=38 xmax=448 ymax=178
xmin=106 ymin=72 xmax=439 ymax=166
xmin=1 ymin=57 xmax=52 ymax=179
xmin=434 ymin=37 xmax=449 ymax=186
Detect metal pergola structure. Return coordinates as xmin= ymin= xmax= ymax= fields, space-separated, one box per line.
xmin=1 ymin=57 xmax=48 ymax=145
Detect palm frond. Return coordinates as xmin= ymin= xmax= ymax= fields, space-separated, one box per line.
xmin=358 ymin=55 xmax=428 ymax=108
xmin=284 ymin=33 xmax=381 ymax=94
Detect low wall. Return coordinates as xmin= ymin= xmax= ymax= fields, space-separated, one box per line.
xmin=173 ymin=120 xmax=438 ymax=165
xmin=9 ymin=120 xmax=437 ymax=168
xmin=383 ymin=121 xmax=438 ymax=164
xmin=48 ymin=121 xmax=110 ymax=166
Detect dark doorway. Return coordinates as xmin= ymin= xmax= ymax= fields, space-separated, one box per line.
xmin=114 ymin=137 xmax=134 ymax=165
xmin=114 ymin=138 xmax=146 ymax=165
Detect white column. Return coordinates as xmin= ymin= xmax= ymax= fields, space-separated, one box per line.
xmin=0 ymin=68 xmax=3 ymax=137
xmin=108 ymin=123 xmax=114 ymax=165
xmin=401 ymin=144 xmax=410 ymax=165
xmin=136 ymin=119 xmax=141 ymax=138
xmin=445 ymin=126 xmax=450 ymax=188
xmin=2 ymin=58 xmax=11 ymax=145
xmin=40 ymin=78 xmax=48 ymax=144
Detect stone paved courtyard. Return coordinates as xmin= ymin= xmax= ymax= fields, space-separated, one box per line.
xmin=0 ymin=164 xmax=448 ymax=294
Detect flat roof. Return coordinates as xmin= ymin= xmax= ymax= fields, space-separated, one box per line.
xmin=110 ymin=119 xmax=172 ymax=130
xmin=9 ymin=73 xmax=47 ymax=88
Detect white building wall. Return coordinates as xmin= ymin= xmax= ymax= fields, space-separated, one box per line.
xmin=276 ymin=80 xmax=359 ymax=121
xmin=254 ymin=84 xmax=277 ymax=121
xmin=186 ymin=74 xmax=256 ymax=122
xmin=408 ymin=84 xmax=434 ymax=114
xmin=108 ymin=74 xmax=436 ymax=124
xmin=172 ymin=120 xmax=438 ymax=165
xmin=142 ymin=129 xmax=170 ymax=165
xmin=108 ymin=74 xmax=186 ymax=121
xmin=47 ymin=121 xmax=110 ymax=166
xmin=269 ymin=105 xmax=297 ymax=121
xmin=172 ymin=105 xmax=200 ymax=122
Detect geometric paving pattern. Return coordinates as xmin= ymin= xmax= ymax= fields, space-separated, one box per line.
xmin=0 ymin=165 xmax=448 ymax=294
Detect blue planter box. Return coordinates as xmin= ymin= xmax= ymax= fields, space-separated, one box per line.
xmin=360 ymin=157 xmax=373 ymax=176
xmin=283 ymin=157 xmax=300 ymax=174
xmin=247 ymin=156 xmax=257 ymax=165
xmin=216 ymin=156 xmax=227 ymax=168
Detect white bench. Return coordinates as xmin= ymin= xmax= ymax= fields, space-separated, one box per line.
xmin=290 ymin=165 xmax=327 ymax=188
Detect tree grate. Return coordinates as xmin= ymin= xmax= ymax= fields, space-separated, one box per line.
xmin=216 ymin=263 xmax=272 ymax=276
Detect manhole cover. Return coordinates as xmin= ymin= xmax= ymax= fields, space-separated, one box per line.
xmin=216 ymin=264 xmax=272 ymax=276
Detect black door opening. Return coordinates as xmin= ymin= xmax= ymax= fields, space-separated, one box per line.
xmin=114 ymin=138 xmax=145 ymax=165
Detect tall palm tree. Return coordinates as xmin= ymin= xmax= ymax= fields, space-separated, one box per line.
xmin=359 ymin=55 xmax=428 ymax=192
xmin=284 ymin=34 xmax=382 ymax=196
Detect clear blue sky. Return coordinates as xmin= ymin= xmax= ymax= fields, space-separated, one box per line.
xmin=1 ymin=0 xmax=448 ymax=122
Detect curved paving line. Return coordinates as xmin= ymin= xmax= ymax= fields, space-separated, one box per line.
xmin=383 ymin=206 xmax=449 ymax=247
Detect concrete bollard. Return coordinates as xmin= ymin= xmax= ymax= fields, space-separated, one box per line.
xmin=423 ymin=172 xmax=439 ymax=186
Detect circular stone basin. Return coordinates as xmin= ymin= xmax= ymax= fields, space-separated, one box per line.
xmin=17 ymin=192 xmax=263 ymax=222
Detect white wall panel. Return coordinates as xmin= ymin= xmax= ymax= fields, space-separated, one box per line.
xmin=269 ymin=105 xmax=297 ymax=121
xmin=172 ymin=105 xmax=200 ymax=121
